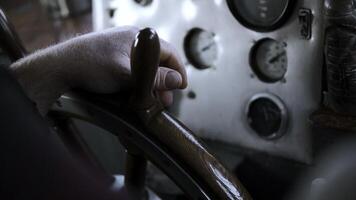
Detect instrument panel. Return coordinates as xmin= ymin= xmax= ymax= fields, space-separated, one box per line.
xmin=93 ymin=0 xmax=325 ymax=163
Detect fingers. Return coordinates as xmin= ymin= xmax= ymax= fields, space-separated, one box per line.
xmin=157 ymin=90 xmax=173 ymax=106
xmin=154 ymin=67 xmax=181 ymax=107
xmin=159 ymin=39 xmax=187 ymax=89
xmin=154 ymin=67 xmax=183 ymax=91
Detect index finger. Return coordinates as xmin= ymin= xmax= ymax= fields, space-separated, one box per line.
xmin=159 ymin=39 xmax=187 ymax=89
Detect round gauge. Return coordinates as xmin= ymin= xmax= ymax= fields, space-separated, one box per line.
xmin=133 ymin=0 xmax=153 ymax=6
xmin=226 ymin=0 xmax=295 ymax=32
xmin=250 ymin=38 xmax=288 ymax=83
xmin=184 ymin=28 xmax=218 ymax=69
xmin=246 ymin=93 xmax=288 ymax=139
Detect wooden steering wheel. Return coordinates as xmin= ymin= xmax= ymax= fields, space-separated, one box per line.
xmin=0 ymin=14 xmax=251 ymax=199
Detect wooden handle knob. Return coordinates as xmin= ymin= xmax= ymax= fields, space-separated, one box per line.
xmin=130 ymin=28 xmax=160 ymax=109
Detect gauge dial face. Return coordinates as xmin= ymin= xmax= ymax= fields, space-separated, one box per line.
xmin=226 ymin=0 xmax=293 ymax=31
xmin=184 ymin=28 xmax=218 ymax=69
xmin=246 ymin=93 xmax=288 ymax=139
xmin=133 ymin=0 xmax=152 ymax=6
xmin=250 ymin=38 xmax=287 ymax=83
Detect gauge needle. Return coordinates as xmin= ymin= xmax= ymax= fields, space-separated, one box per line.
xmin=263 ymin=107 xmax=270 ymax=121
xmin=268 ymin=52 xmax=286 ymax=63
xmin=201 ymin=42 xmax=215 ymax=52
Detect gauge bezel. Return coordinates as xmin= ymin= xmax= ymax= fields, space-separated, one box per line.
xmin=133 ymin=0 xmax=153 ymax=6
xmin=226 ymin=0 xmax=296 ymax=32
xmin=249 ymin=38 xmax=288 ymax=83
xmin=245 ymin=93 xmax=288 ymax=140
xmin=183 ymin=28 xmax=217 ymax=70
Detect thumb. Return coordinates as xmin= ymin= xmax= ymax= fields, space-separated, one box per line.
xmin=154 ymin=67 xmax=183 ymax=90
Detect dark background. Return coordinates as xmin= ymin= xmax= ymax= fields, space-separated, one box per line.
xmin=0 ymin=0 xmax=92 ymax=52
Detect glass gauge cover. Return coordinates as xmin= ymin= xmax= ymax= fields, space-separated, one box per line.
xmin=246 ymin=93 xmax=288 ymax=139
xmin=250 ymin=38 xmax=288 ymax=83
xmin=226 ymin=0 xmax=294 ymax=32
xmin=184 ymin=28 xmax=218 ymax=69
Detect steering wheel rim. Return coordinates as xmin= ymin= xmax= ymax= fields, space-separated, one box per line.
xmin=48 ymin=90 xmax=251 ymax=200
xmin=49 ymin=92 xmax=215 ymax=199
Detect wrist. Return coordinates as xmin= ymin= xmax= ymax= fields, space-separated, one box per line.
xmin=10 ymin=45 xmax=71 ymax=115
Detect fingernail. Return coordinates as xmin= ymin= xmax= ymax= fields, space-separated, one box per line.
xmin=165 ymin=71 xmax=182 ymax=89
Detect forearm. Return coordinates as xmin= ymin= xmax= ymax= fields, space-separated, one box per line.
xmin=8 ymin=26 xmax=186 ymax=115
xmin=10 ymin=44 xmax=71 ymax=115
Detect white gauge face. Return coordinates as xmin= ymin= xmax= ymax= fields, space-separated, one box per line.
xmin=250 ymin=38 xmax=288 ymax=82
xmin=184 ymin=28 xmax=218 ymax=69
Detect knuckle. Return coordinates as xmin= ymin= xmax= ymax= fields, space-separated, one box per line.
xmin=125 ymin=26 xmax=140 ymax=37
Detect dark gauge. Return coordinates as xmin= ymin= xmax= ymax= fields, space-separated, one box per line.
xmin=250 ymin=38 xmax=287 ymax=83
xmin=226 ymin=0 xmax=294 ymax=32
xmin=246 ymin=93 xmax=288 ymax=139
xmin=184 ymin=28 xmax=218 ymax=69
xmin=133 ymin=0 xmax=153 ymax=6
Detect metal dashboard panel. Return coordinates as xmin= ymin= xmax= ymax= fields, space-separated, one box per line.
xmin=93 ymin=0 xmax=325 ymax=163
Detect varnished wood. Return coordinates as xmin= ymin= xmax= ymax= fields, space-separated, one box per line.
xmin=50 ymin=94 xmax=214 ymax=199
xmin=130 ymin=28 xmax=252 ymax=200
xmin=130 ymin=28 xmax=160 ymax=110
xmin=125 ymin=152 xmax=147 ymax=200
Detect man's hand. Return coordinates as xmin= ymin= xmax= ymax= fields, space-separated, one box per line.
xmin=10 ymin=26 xmax=187 ymax=115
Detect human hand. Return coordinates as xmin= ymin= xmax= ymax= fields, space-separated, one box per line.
xmin=10 ymin=26 xmax=187 ymax=115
